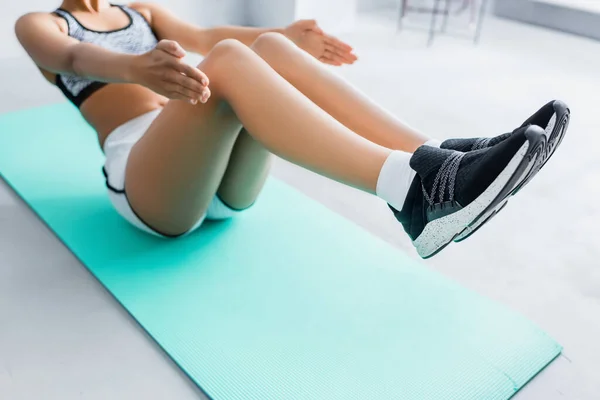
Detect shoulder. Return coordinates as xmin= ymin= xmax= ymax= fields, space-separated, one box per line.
xmin=128 ymin=2 xmax=166 ymax=24
xmin=15 ymin=12 xmax=68 ymax=37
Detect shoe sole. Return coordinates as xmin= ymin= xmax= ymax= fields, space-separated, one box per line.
xmin=414 ymin=126 xmax=545 ymax=259
xmin=453 ymin=101 xmax=569 ymax=242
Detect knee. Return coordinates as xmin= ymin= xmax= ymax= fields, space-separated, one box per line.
xmin=250 ymin=32 xmax=293 ymax=55
xmin=200 ymin=39 xmax=250 ymax=75
xmin=212 ymin=38 xmax=248 ymax=54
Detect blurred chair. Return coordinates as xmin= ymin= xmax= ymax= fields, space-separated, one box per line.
xmin=397 ymin=0 xmax=490 ymax=46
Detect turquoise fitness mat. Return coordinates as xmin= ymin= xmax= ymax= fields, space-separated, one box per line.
xmin=0 ymin=103 xmax=561 ymax=400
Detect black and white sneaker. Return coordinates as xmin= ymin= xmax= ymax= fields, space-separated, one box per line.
xmin=390 ymin=125 xmax=546 ymax=259
xmin=441 ymin=100 xmax=570 ymax=241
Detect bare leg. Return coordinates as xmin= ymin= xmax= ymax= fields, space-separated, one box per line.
xmin=217 ymin=32 xmax=430 ymax=210
xmin=126 ymin=39 xmax=392 ymax=235
xmin=251 ymin=33 xmax=429 ymax=152
xmin=216 ymin=128 xmax=273 ymax=210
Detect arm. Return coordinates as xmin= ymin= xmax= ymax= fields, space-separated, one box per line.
xmin=15 ymin=12 xmax=134 ymax=83
xmin=15 ymin=12 xmax=209 ymax=104
xmin=131 ymin=3 xmax=357 ymax=65
xmin=130 ymin=2 xmax=284 ymax=55
xmin=189 ymin=25 xmax=285 ymax=50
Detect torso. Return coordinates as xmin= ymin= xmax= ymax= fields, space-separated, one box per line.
xmin=42 ymin=4 xmax=167 ymax=149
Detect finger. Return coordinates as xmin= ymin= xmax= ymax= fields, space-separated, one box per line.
xmin=323 ymin=50 xmax=345 ymax=66
xmin=173 ymin=61 xmax=209 ymax=87
xmin=324 ymin=35 xmax=353 ymax=52
xmin=325 ymin=44 xmax=356 ymax=64
xmin=167 ymin=89 xmax=196 ymax=103
xmin=325 ymin=40 xmax=356 ymax=62
xmin=319 ymin=53 xmax=343 ymax=67
xmin=176 ymin=87 xmax=211 ymax=104
xmin=320 ymin=57 xmax=342 ymax=67
xmin=168 ymin=79 xmax=211 ymax=103
xmin=338 ymin=47 xmax=358 ymax=63
xmin=324 ymin=45 xmax=355 ymax=64
xmin=174 ymin=86 xmax=203 ymax=103
xmin=318 ymin=56 xmax=337 ymax=66
xmin=167 ymin=71 xmax=205 ymax=98
xmin=157 ymin=40 xmax=186 ymax=58
xmin=200 ymin=87 xmax=211 ymax=103
xmin=329 ymin=40 xmax=357 ymax=61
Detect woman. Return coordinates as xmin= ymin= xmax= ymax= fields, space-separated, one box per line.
xmin=15 ymin=1 xmax=569 ymax=258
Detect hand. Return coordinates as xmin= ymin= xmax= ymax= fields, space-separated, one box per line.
xmin=129 ymin=40 xmax=211 ymax=104
xmin=283 ymin=20 xmax=357 ymax=66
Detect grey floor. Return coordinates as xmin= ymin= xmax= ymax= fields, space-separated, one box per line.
xmin=1 ymin=10 xmax=599 ymax=400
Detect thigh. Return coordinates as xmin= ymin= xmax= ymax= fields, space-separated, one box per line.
xmin=217 ymin=128 xmax=273 ymax=210
xmin=126 ymin=90 xmax=242 ymax=236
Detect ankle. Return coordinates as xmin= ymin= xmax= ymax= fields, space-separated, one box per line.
xmin=376 ymin=150 xmax=416 ymax=211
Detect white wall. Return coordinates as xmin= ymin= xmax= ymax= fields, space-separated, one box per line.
xmin=246 ymin=0 xmax=357 ymax=32
xmin=144 ymin=0 xmax=246 ymax=26
xmin=246 ymin=0 xmax=297 ymax=27
xmin=358 ymin=0 xmax=397 ymax=12
xmin=0 ymin=1 xmax=48 ymax=59
xmin=0 ymin=0 xmax=245 ymax=60
xmin=296 ymin=0 xmax=357 ymax=32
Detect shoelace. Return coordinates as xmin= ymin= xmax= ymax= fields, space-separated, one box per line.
xmin=471 ymin=137 xmax=492 ymax=151
xmin=421 ymin=151 xmax=466 ymax=206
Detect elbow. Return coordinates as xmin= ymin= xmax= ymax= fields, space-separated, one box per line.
xmin=14 ymin=14 xmax=29 ymax=40
xmin=14 ymin=14 xmax=35 ymax=52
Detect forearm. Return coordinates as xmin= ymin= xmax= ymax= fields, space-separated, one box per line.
xmin=199 ymin=26 xmax=284 ymax=52
xmin=69 ymin=42 xmax=134 ymax=83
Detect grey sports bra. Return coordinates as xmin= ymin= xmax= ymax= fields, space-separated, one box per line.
xmin=53 ymin=4 xmax=159 ymax=107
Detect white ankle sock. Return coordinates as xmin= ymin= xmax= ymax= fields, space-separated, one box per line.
xmin=376 ymin=150 xmax=416 ymax=211
xmin=376 ymin=139 xmax=442 ymax=211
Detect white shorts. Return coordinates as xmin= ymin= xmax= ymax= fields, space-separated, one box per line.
xmin=102 ymin=109 xmax=240 ymax=237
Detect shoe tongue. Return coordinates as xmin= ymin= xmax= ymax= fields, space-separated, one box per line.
xmin=409 ymin=145 xmax=457 ymax=179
